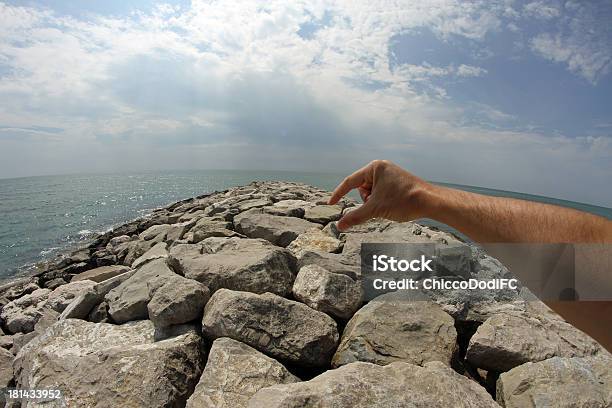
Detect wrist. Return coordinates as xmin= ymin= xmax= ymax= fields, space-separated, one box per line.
xmin=407 ymin=181 xmax=442 ymax=220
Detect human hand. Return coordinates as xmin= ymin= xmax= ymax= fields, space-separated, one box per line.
xmin=328 ymin=160 xmax=433 ymax=231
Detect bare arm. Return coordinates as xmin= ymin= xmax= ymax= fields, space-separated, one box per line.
xmin=329 ymin=160 xmax=612 ymax=243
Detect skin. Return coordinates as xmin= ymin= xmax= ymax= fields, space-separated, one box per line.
xmin=329 ymin=160 xmax=612 ymax=349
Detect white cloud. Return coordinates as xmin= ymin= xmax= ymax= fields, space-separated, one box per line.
xmin=0 ymin=0 xmax=610 ymax=205
xmin=524 ymin=1 xmax=561 ymax=20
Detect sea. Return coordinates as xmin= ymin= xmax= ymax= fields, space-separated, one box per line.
xmin=1 ymin=169 xmax=610 ymax=282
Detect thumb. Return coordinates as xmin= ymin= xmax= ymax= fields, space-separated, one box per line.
xmin=337 ymin=200 xmax=376 ymax=231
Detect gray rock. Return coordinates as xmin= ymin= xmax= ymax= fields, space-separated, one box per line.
xmin=0 ymin=288 xmax=51 ymax=333
xmin=0 ymin=335 xmax=14 ymax=350
xmin=202 ymin=289 xmax=338 ymax=367
xmin=11 ymin=331 xmax=38 ymax=355
xmin=44 ymin=277 xmax=67 ymax=289
xmin=292 ymin=265 xmax=363 ymax=320
xmin=186 ymin=337 xmax=299 ymax=408
xmin=0 ymin=347 xmax=13 ymax=406
xmin=332 ymin=292 xmax=457 ymax=368
xmin=131 ymin=241 xmax=168 ymax=268
xmin=105 ymin=259 xmax=177 ymax=323
xmin=303 ymin=204 xmax=343 ymax=224
xmin=71 ymin=265 xmax=130 ymax=283
xmin=44 ymin=280 xmax=97 ymax=313
xmin=248 ymin=360 xmax=499 ymax=408
xmin=264 ymin=199 xmax=314 ymax=217
xmin=496 ymin=355 xmax=612 ymax=408
xmin=286 ymin=228 xmax=342 ymax=257
xmin=466 ymin=310 xmax=604 ymax=372
xmin=58 ymin=288 xmax=99 ymax=320
xmin=169 ymin=238 xmax=296 ymax=296
xmin=187 ymin=217 xmax=240 ymax=243
xmin=234 ymin=209 xmax=321 ymax=247
xmin=139 ymin=223 xmax=173 ymax=240
xmin=88 ymin=301 xmax=109 ymax=323
xmin=297 ymin=250 xmax=360 ymax=279
xmin=13 ymin=319 xmax=204 ymax=408
xmin=0 ymin=278 xmax=40 ymax=301
xmin=147 ymin=278 xmax=210 ymax=328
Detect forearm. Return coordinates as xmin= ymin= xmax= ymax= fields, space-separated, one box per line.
xmin=421 ymin=185 xmax=612 ymax=243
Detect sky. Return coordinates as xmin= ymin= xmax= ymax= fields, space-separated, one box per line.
xmin=0 ymin=0 xmax=611 ymax=206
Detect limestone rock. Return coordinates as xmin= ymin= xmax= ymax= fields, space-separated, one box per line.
xmin=292 ymin=265 xmax=363 ymax=320
xmin=234 ymin=210 xmax=321 ymax=247
xmin=71 ymin=265 xmax=130 ymax=283
xmin=147 ymin=278 xmax=210 ymax=328
xmin=466 ymin=310 xmax=604 ymax=372
xmin=13 ymin=320 xmax=204 ymax=408
xmin=332 ymin=292 xmax=457 ymax=367
xmin=248 ymin=360 xmax=499 ymax=407
xmin=105 ymin=259 xmax=177 ymax=323
xmin=202 ymin=289 xmax=338 ymax=367
xmin=131 ymin=241 xmax=168 ymax=268
xmin=286 ymin=228 xmax=342 ymax=257
xmin=187 ymin=217 xmax=240 ymax=243
xmin=303 ymin=204 xmax=342 ymax=224
xmin=297 ymin=250 xmax=360 ymax=279
xmin=186 ymin=337 xmax=299 ymax=408
xmin=496 ymin=355 xmax=612 ymax=408
xmin=264 ymin=200 xmax=314 ymax=217
xmin=0 ymin=288 xmax=51 ymax=333
xmin=169 ymin=238 xmax=296 ymax=296
xmin=44 ymin=280 xmax=97 ymax=313
xmin=0 ymin=347 xmax=13 ymax=406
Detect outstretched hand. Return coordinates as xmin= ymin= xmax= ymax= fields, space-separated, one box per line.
xmin=328 ymin=160 xmax=432 ymax=231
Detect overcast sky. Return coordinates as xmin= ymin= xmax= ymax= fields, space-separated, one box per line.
xmin=0 ymin=0 xmax=611 ymax=206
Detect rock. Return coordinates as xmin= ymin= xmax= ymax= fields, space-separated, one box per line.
xmin=188 ymin=217 xmax=240 ymax=243
xmin=139 ymin=223 xmax=173 ymax=240
xmin=44 ymin=277 xmax=67 ymax=289
xmin=0 ymin=278 xmax=40 ymax=301
xmin=0 ymin=335 xmax=14 ymax=350
xmin=105 ymin=259 xmax=177 ymax=323
xmin=264 ymin=200 xmax=314 ymax=217
xmin=71 ymin=265 xmax=130 ymax=283
xmin=236 ymin=198 xmax=273 ymax=212
xmin=169 ymin=238 xmax=296 ymax=296
xmin=132 ymin=241 xmax=168 ymax=268
xmin=186 ymin=337 xmax=299 ymax=408
xmin=11 ymin=331 xmax=38 ymax=354
xmin=292 ymin=265 xmax=363 ymax=320
xmin=33 ymin=308 xmax=60 ymax=333
xmin=44 ymin=280 xmax=97 ymax=313
xmin=332 ymin=292 xmax=457 ymax=368
xmin=0 ymin=346 xmax=13 ymax=384
xmin=286 ymin=228 xmax=342 ymax=257
xmin=108 ymin=235 xmax=131 ymax=247
xmin=88 ymin=301 xmax=109 ymax=323
xmin=297 ymin=250 xmax=360 ymax=279
xmin=466 ymin=310 xmax=604 ymax=372
xmin=303 ymin=204 xmax=343 ymax=224
xmin=202 ymin=289 xmax=338 ymax=367
xmin=496 ymin=355 xmax=612 ymax=408
xmin=13 ymin=319 xmax=204 ymax=408
xmin=147 ymin=278 xmax=210 ymax=328
xmin=248 ymin=360 xmax=499 ymax=407
xmin=0 ymin=288 xmax=51 ymax=333
xmin=234 ymin=209 xmax=321 ymax=247
xmin=58 ymin=287 xmax=99 ymax=320
xmin=94 ymin=269 xmax=136 ymax=296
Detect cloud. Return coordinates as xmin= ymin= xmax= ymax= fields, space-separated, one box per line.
xmin=0 ymin=0 xmax=610 ymax=205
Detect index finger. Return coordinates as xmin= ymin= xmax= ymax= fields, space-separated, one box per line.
xmin=328 ymin=164 xmax=371 ymax=205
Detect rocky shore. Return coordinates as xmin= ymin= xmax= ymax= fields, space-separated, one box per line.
xmin=0 ymin=181 xmax=610 ymax=407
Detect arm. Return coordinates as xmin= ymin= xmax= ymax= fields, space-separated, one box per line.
xmin=329 ymin=160 xmax=612 ymax=243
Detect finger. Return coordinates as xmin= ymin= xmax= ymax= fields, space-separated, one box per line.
xmin=337 ymin=200 xmax=376 ymax=231
xmin=329 ymin=165 xmax=371 ymax=205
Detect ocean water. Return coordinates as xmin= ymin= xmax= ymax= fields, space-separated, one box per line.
xmin=0 ymin=170 xmax=610 ymax=281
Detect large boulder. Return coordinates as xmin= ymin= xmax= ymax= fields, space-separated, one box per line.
xmin=44 ymin=280 xmax=97 ymax=313
xmin=0 ymin=288 xmax=51 ymax=333
xmin=13 ymin=319 xmax=204 ymax=408
xmin=71 ymin=265 xmax=130 ymax=283
xmin=168 ymin=238 xmax=296 ymax=296
xmin=234 ymin=210 xmax=321 ymax=247
xmin=303 ymin=204 xmax=343 ymax=224
xmin=0 ymin=347 xmax=13 ymax=406
xmin=297 ymin=250 xmax=360 ymax=279
xmin=186 ymin=217 xmax=240 ymax=243
xmin=286 ymin=228 xmax=342 ymax=257
xmin=466 ymin=310 xmax=604 ymax=372
xmin=332 ymin=292 xmax=457 ymax=368
xmin=202 ymin=289 xmax=338 ymax=367
xmin=186 ymin=337 xmax=299 ymax=408
xmin=131 ymin=242 xmax=168 ymax=268
xmin=264 ymin=199 xmax=314 ymax=217
xmin=248 ymin=360 xmax=499 ymax=407
xmin=105 ymin=259 xmax=177 ymax=323
xmin=147 ymin=278 xmax=210 ymax=328
xmin=292 ymin=265 xmax=363 ymax=320
xmin=496 ymin=355 xmax=612 ymax=408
